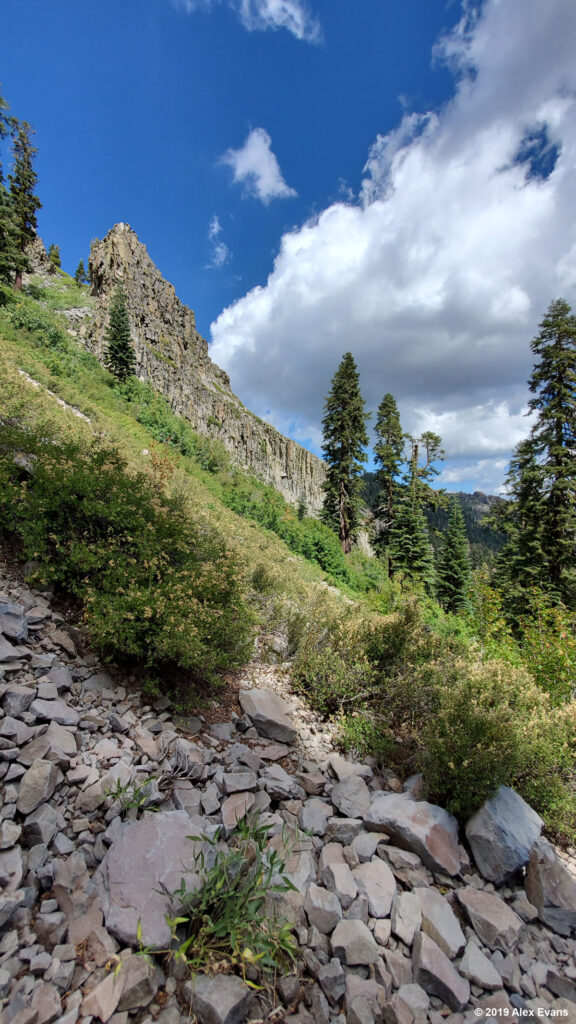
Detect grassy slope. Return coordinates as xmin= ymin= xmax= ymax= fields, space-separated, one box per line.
xmin=0 ymin=270 xmax=349 ymax=624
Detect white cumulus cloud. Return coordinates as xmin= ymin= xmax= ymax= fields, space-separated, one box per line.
xmin=221 ymin=127 xmax=298 ymax=204
xmin=174 ymin=0 xmax=320 ymax=42
xmin=210 ymin=0 xmax=576 ymax=494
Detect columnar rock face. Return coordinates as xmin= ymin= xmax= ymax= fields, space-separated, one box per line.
xmin=87 ymin=224 xmax=327 ymax=511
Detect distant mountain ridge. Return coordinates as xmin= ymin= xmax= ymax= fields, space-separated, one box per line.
xmin=362 ymin=472 xmax=506 ymax=563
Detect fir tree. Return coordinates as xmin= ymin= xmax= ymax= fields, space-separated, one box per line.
xmin=48 ymin=243 xmax=61 ymax=268
xmin=436 ymin=497 xmax=472 ymax=611
xmin=8 ymin=121 xmax=41 ymax=291
xmin=104 ymin=287 xmax=136 ymax=382
xmin=493 ymin=299 xmax=576 ymax=612
xmin=388 ymin=496 xmax=436 ymax=591
xmin=321 ymin=352 xmax=369 ymax=553
xmin=373 ymin=392 xmax=404 ymax=545
xmin=0 ymin=87 xmax=18 ymax=287
xmin=74 ymin=259 xmax=88 ymax=285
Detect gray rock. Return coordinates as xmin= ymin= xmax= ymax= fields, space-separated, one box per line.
xmin=238 ymin=688 xmax=297 ymax=744
xmin=353 ymin=858 xmax=397 ymax=918
xmin=94 ymin=810 xmax=208 ymax=948
xmin=185 ymin=973 xmax=255 ymax=1024
xmin=2 ymin=683 xmax=35 ymax=716
xmin=304 ymin=882 xmax=342 ymax=934
xmin=465 ymin=787 xmax=543 ymax=885
xmin=0 ymin=604 xmax=28 ymax=641
xmin=413 ymin=931 xmax=470 ymax=1012
xmin=0 ymin=890 xmax=25 ymax=928
xmin=525 ymin=837 xmax=576 ymax=937
xmin=221 ymin=771 xmax=257 ymax=794
xmin=364 ymin=792 xmax=461 ymax=876
xmin=328 ymin=753 xmax=372 ymax=782
xmin=30 ymin=698 xmax=79 ymax=727
xmin=414 ymin=886 xmax=466 ymax=958
xmin=331 ymin=775 xmax=371 ymax=818
xmin=391 ymin=891 xmax=422 ymax=946
xmin=261 ymin=764 xmax=305 ymax=801
xmin=116 ymin=953 xmax=162 ymax=1011
xmin=460 ymin=940 xmax=503 ymax=990
xmin=22 ymin=803 xmax=65 ymax=847
xmin=324 ymin=817 xmax=363 ymax=845
xmin=317 ymin=957 xmax=346 ymax=1006
xmin=456 ymin=887 xmax=524 ymax=951
xmin=352 ymin=831 xmax=388 ymax=863
xmin=330 ymin=919 xmax=379 ymax=965
xmin=299 ymin=798 xmax=332 ymax=836
xmin=16 ymin=760 xmax=60 ymax=814
xmin=0 ymin=636 xmax=22 ymax=663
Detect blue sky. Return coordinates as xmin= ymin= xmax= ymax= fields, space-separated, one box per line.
xmin=3 ymin=0 xmax=576 ymax=494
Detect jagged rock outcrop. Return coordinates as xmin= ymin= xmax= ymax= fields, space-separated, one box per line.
xmin=87 ymin=224 xmax=326 ymax=511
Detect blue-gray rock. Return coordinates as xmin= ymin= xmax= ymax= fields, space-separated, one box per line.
xmin=465 ymin=787 xmax=543 ymax=885
xmin=364 ymin=792 xmax=461 ymax=876
xmin=525 ymin=837 xmax=576 ymax=937
xmin=184 ymin=973 xmax=255 ymax=1024
xmin=238 ymin=688 xmax=297 ymax=744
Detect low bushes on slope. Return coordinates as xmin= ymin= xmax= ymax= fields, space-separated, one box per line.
xmin=293 ymin=596 xmax=576 ymax=840
xmin=0 ymin=421 xmax=254 ymax=680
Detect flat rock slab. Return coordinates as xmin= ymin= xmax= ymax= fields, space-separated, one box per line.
xmin=414 ymin=886 xmax=465 ymax=959
xmin=465 ymin=786 xmax=543 ymax=885
xmin=93 ymin=811 xmax=207 ymax=948
xmin=238 ymin=688 xmax=297 ymax=744
xmin=185 ymin=973 xmax=255 ymax=1024
xmin=353 ymin=858 xmax=397 ymax=918
xmin=456 ymin=887 xmax=524 ymax=951
xmin=30 ymin=697 xmax=79 ymax=727
xmin=331 ymin=919 xmax=379 ymax=965
xmin=364 ymin=792 xmax=461 ymax=876
xmin=525 ymin=836 xmax=576 ymax=937
xmin=413 ymin=931 xmax=470 ymax=1012
xmin=16 ymin=759 xmax=60 ymax=814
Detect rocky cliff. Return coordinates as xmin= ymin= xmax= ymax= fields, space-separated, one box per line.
xmin=87 ymin=224 xmax=326 ymax=511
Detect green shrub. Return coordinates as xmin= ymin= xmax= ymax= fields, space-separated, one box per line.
xmin=518 ymin=589 xmax=576 ymax=705
xmin=165 ymin=816 xmax=297 ymax=980
xmin=0 ymin=424 xmax=254 ymax=680
xmin=416 ymin=659 xmax=576 ymax=837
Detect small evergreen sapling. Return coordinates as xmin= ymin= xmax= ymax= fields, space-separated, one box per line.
xmin=48 ymin=243 xmax=61 ymax=268
xmin=436 ymin=497 xmax=471 ymax=612
xmin=74 ymin=259 xmax=88 ymax=284
xmin=104 ymin=287 xmax=136 ymax=381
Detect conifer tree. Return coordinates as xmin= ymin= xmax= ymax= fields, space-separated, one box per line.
xmin=373 ymin=392 xmax=404 ymax=544
xmin=0 ymin=87 xmax=18 ymax=286
xmin=74 ymin=259 xmax=87 ymax=285
xmin=104 ymin=287 xmax=136 ymax=382
xmin=436 ymin=497 xmax=471 ymax=611
xmin=48 ymin=243 xmax=61 ymax=268
xmin=321 ymin=352 xmax=369 ymax=553
xmin=493 ymin=299 xmax=576 ymax=612
xmin=388 ymin=496 xmax=436 ymax=591
xmin=8 ymin=121 xmax=41 ymax=291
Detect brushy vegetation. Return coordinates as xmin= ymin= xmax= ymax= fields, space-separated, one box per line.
xmin=158 ymin=817 xmax=297 ymax=983
xmin=0 ymin=421 xmax=254 ymax=680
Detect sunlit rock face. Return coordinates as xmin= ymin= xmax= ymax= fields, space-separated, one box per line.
xmin=87 ymin=223 xmax=326 ymax=511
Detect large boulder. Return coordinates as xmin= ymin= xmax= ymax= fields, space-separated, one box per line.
xmin=364 ymin=793 xmax=461 ymax=876
xmin=93 ymin=811 xmax=208 ymax=948
xmin=525 ymin=837 xmax=576 ymax=937
xmin=238 ymin=688 xmax=297 ymax=744
xmin=465 ymin=786 xmax=543 ymax=885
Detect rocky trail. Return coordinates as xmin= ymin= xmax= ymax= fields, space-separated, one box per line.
xmin=1 ymin=561 xmax=576 ymax=1024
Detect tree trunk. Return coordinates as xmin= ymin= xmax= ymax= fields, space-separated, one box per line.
xmin=14 ymin=270 xmax=22 ymax=291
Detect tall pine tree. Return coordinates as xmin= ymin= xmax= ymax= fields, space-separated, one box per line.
xmin=104 ymin=287 xmax=136 ymax=382
xmin=436 ymin=497 xmax=471 ymax=611
xmin=0 ymin=88 xmax=18 ymax=287
xmin=321 ymin=352 xmax=369 ymax=553
xmin=373 ymin=392 xmax=404 ymax=549
xmin=8 ymin=121 xmax=41 ymax=291
xmin=388 ymin=496 xmax=436 ymax=591
xmin=493 ymin=299 xmax=576 ymax=613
